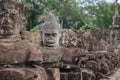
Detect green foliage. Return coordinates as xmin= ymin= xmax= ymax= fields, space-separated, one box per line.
xmin=31 ymin=25 xmax=41 ymax=30
xmin=78 ymin=0 xmax=114 ymax=30
xmin=80 ymin=24 xmax=100 ymax=30
xmin=94 ymin=1 xmax=114 ymax=29
xmin=21 ymin=0 xmax=117 ymax=30
xmin=21 ymin=0 xmax=45 ymax=31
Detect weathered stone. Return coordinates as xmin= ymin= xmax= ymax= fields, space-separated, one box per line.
xmin=68 ymin=72 xmax=80 ymax=80
xmin=81 ymin=69 xmax=95 ymax=80
xmin=25 ymin=30 xmax=41 ymax=46
xmin=60 ymin=73 xmax=68 ymax=80
xmin=23 ymin=1 xmax=120 ymax=80
xmin=110 ymin=0 xmax=120 ymax=54
xmin=41 ymin=12 xmax=61 ymax=48
xmin=0 ymin=0 xmax=47 ymax=80
xmin=97 ymin=39 xmax=109 ymax=51
xmin=0 ymin=67 xmax=47 ymax=80
xmin=61 ymin=30 xmax=77 ymax=48
xmin=40 ymin=12 xmax=89 ymax=80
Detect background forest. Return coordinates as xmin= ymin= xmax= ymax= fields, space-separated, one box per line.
xmin=20 ymin=0 xmax=120 ymax=31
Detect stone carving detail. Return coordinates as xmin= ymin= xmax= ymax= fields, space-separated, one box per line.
xmin=61 ymin=30 xmax=77 ymax=48
xmin=0 ymin=0 xmax=27 ymax=39
xmin=97 ymin=39 xmax=109 ymax=51
xmin=0 ymin=0 xmax=47 ymax=80
xmin=41 ymin=12 xmax=61 ymax=48
xmin=1 ymin=0 xmax=118 ymax=79
xmin=110 ymin=0 xmax=120 ymax=55
xmin=39 ymin=10 xmax=120 ymax=80
xmin=112 ymin=0 xmax=120 ymax=27
xmin=27 ymin=28 xmax=120 ymax=80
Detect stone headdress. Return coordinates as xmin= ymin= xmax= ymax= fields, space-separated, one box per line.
xmin=41 ymin=12 xmax=61 ymax=31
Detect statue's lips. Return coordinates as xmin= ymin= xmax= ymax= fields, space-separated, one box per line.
xmin=46 ymin=40 xmax=56 ymax=44
xmin=0 ymin=26 xmax=14 ymax=36
xmin=45 ymin=40 xmax=56 ymax=47
xmin=1 ymin=25 xmax=13 ymax=30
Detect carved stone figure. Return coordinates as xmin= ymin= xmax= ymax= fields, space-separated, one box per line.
xmin=41 ymin=12 xmax=61 ymax=49
xmin=61 ymin=30 xmax=77 ymax=48
xmin=41 ymin=12 xmax=97 ymax=80
xmin=41 ymin=12 xmax=74 ymax=80
xmin=110 ymin=0 xmax=120 ymax=48
xmin=83 ymin=30 xmax=96 ymax=51
xmin=114 ymin=41 xmax=120 ymax=54
xmin=97 ymin=39 xmax=109 ymax=52
xmin=0 ymin=0 xmax=47 ymax=80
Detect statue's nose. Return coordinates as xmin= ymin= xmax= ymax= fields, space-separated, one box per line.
xmin=1 ymin=14 xmax=11 ymax=24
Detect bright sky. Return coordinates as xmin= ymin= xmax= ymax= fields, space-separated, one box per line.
xmin=106 ymin=0 xmax=114 ymax=3
xmin=106 ymin=0 xmax=120 ymax=3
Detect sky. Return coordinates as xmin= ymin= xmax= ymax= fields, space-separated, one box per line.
xmin=106 ymin=0 xmax=114 ymax=3
xmin=106 ymin=0 xmax=120 ymax=3
xmin=76 ymin=0 xmax=120 ymax=3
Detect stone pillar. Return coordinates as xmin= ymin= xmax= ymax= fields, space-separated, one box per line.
xmin=110 ymin=0 xmax=120 ymax=52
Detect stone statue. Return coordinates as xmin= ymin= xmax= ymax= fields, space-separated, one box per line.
xmin=41 ymin=12 xmax=64 ymax=63
xmin=110 ymin=0 xmax=120 ymax=47
xmin=97 ymin=39 xmax=109 ymax=52
xmin=41 ymin=12 xmax=68 ymax=80
xmin=41 ymin=12 xmax=61 ymax=48
xmin=61 ymin=30 xmax=77 ymax=48
xmin=83 ymin=30 xmax=96 ymax=51
xmin=0 ymin=0 xmax=47 ymax=80
xmin=112 ymin=0 xmax=120 ymax=27
xmin=114 ymin=40 xmax=120 ymax=54
xmin=41 ymin=12 xmax=95 ymax=80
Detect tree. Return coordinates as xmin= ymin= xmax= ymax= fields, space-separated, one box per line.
xmin=77 ymin=0 xmax=114 ymax=30
xmin=94 ymin=1 xmax=114 ymax=29
xmin=21 ymin=0 xmax=45 ymax=31
xmin=21 ymin=0 xmax=117 ymax=30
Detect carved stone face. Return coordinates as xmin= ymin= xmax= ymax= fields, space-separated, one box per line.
xmin=43 ymin=29 xmax=60 ymax=47
xmin=114 ymin=45 xmax=120 ymax=54
xmin=100 ymin=62 xmax=109 ymax=74
xmin=0 ymin=13 xmax=15 ymax=37
xmin=98 ymin=39 xmax=109 ymax=51
xmin=0 ymin=1 xmax=24 ymax=38
xmin=61 ymin=30 xmax=77 ymax=47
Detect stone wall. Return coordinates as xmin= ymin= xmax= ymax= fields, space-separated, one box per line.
xmin=61 ymin=30 xmax=111 ymax=51
xmin=25 ymin=30 xmax=41 ymax=46
xmin=26 ymin=29 xmax=114 ymax=51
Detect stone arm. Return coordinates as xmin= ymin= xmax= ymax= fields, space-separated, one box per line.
xmin=59 ymin=48 xmax=84 ymax=71
xmin=27 ymin=46 xmax=43 ymax=66
xmin=60 ymin=48 xmax=73 ymax=64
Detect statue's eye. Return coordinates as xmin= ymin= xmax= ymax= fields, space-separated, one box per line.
xmin=45 ymin=33 xmax=50 ymax=37
xmin=52 ymin=33 xmax=57 ymax=37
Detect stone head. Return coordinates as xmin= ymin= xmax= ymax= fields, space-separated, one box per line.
xmin=111 ymin=54 xmax=119 ymax=65
xmin=100 ymin=62 xmax=109 ymax=74
xmin=114 ymin=40 xmax=120 ymax=54
xmin=62 ymin=30 xmax=77 ymax=47
xmin=87 ymin=61 xmax=98 ymax=73
xmin=114 ymin=44 xmax=120 ymax=54
xmin=0 ymin=0 xmax=26 ymax=39
xmin=98 ymin=39 xmax=109 ymax=51
xmin=41 ymin=12 xmax=61 ymax=48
